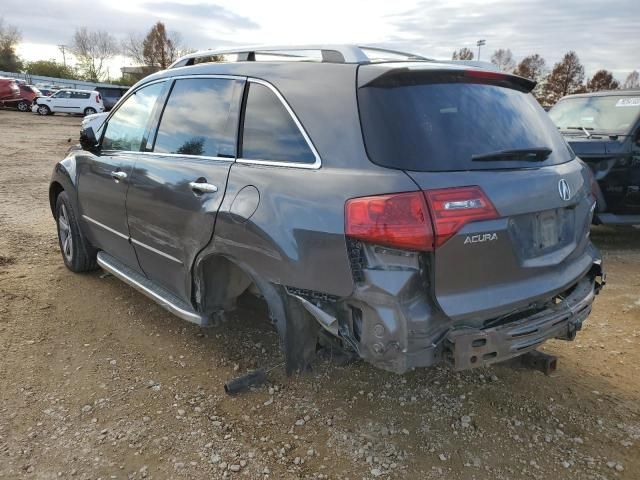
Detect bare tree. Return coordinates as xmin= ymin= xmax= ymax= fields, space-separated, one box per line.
xmin=490 ymin=49 xmax=515 ymax=72
xmin=542 ymin=51 xmax=585 ymax=105
xmin=451 ymin=48 xmax=474 ymax=61
xmin=586 ymin=69 xmax=620 ymax=92
xmin=71 ymin=28 xmax=118 ymax=81
xmin=123 ymin=22 xmax=192 ymax=71
xmin=0 ymin=17 xmax=22 ymax=72
xmin=623 ymin=70 xmax=639 ymax=89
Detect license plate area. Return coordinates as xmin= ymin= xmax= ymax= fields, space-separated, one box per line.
xmin=535 ymin=210 xmax=560 ymax=250
xmin=509 ymin=207 xmax=575 ymax=259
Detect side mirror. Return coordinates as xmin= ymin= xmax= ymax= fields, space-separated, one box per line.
xmin=79 ymin=126 xmax=99 ymax=152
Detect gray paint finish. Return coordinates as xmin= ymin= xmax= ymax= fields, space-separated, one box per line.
xmin=49 ymin=57 xmax=605 ymax=375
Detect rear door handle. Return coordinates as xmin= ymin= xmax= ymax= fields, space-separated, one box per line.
xmin=189 ymin=182 xmax=218 ymax=193
xmin=111 ymin=171 xmax=127 ymax=181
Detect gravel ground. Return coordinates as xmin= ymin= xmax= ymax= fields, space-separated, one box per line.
xmin=0 ymin=109 xmax=639 ymax=479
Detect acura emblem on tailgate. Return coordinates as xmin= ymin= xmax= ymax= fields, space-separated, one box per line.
xmin=558 ymin=179 xmax=571 ymax=201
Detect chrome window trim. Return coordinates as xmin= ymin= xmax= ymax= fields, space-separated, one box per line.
xmin=131 ymin=238 xmax=183 ymax=264
xmin=82 ymin=215 xmax=128 ymax=240
xmin=131 ymin=150 xmax=235 ymax=162
xmin=237 ymin=78 xmax=322 ymax=170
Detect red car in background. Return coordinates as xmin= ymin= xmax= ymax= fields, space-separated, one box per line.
xmin=0 ymin=78 xmax=41 ymax=112
xmin=0 ymin=77 xmax=21 ymax=108
xmin=17 ymin=84 xmax=42 ymax=111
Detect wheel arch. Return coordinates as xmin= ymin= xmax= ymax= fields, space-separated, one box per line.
xmin=49 ymin=154 xmax=80 ymax=218
xmin=193 ymin=252 xmax=320 ymax=373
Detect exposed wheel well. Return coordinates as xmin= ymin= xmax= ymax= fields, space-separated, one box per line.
xmin=49 ymin=182 xmax=64 ymax=216
xmin=196 ymin=254 xmax=254 ymax=313
xmin=195 ymin=253 xmax=322 ymax=374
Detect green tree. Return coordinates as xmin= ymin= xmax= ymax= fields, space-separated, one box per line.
xmin=25 ymin=59 xmax=76 ymax=79
xmin=0 ymin=17 xmax=22 ymax=72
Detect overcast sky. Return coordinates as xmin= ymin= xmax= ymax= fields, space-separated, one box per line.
xmin=6 ymin=0 xmax=639 ymax=80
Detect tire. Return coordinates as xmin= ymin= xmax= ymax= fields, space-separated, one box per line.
xmin=55 ymin=191 xmax=98 ymax=272
xmin=17 ymin=100 xmax=29 ymax=112
xmin=84 ymin=107 xmax=97 ymax=116
xmin=37 ymin=104 xmax=50 ymax=116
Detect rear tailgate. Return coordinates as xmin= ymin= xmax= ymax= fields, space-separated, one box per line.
xmin=406 ymin=163 xmax=595 ymax=322
xmin=357 ymin=63 xmax=598 ymax=323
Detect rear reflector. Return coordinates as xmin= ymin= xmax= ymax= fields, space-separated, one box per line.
xmin=345 ymin=186 xmax=498 ymax=251
xmin=345 ymin=192 xmax=434 ymax=251
xmin=424 ymin=186 xmax=499 ymax=247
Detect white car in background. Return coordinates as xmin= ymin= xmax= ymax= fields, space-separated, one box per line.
xmin=32 ymin=89 xmax=104 ymax=116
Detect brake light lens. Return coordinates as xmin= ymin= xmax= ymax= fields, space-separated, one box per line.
xmin=345 ymin=192 xmax=434 ymax=251
xmin=424 ymin=186 xmax=499 ymax=247
xmin=345 ymin=186 xmax=498 ymax=251
xmin=96 ymin=94 xmax=101 ymax=103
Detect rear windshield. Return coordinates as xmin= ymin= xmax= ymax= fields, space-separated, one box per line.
xmin=549 ymin=95 xmax=640 ymax=135
xmin=358 ymin=72 xmax=573 ymax=171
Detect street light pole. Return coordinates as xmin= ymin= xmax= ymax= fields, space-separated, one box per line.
xmin=58 ymin=45 xmax=68 ymax=67
xmin=476 ymin=39 xmax=486 ymax=61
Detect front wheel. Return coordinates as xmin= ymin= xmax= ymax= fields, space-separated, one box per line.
xmin=17 ymin=100 xmax=30 ymax=112
xmin=37 ymin=104 xmax=50 ymax=115
xmin=55 ymin=192 xmax=98 ymax=272
xmin=84 ymin=107 xmax=97 ymax=116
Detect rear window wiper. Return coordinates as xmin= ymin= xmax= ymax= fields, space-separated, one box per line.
xmin=471 ymin=147 xmax=552 ymax=162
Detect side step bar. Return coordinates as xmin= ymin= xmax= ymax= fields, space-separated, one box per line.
xmin=97 ymin=251 xmax=207 ymax=326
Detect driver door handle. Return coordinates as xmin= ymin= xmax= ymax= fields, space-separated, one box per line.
xmin=111 ymin=171 xmax=127 ymax=181
xmin=189 ymin=182 xmax=218 ymax=193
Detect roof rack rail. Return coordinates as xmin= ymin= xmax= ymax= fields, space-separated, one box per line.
xmin=169 ymin=44 xmax=432 ymax=68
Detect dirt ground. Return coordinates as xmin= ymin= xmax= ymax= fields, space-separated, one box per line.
xmin=0 ymin=109 xmax=638 ymax=480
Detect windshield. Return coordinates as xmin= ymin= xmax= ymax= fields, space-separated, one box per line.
xmin=549 ymin=95 xmax=640 ymax=135
xmin=358 ymin=78 xmax=573 ymax=171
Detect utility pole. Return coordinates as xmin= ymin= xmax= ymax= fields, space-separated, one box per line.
xmin=58 ymin=45 xmax=68 ymax=67
xmin=476 ymin=39 xmax=486 ymax=61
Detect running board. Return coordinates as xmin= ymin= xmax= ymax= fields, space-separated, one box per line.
xmin=97 ymin=251 xmax=207 ymax=326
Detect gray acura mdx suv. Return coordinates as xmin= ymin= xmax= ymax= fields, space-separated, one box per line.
xmin=49 ymin=45 xmax=604 ymax=375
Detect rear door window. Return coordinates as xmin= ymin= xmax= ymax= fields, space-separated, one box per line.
xmin=241 ymin=82 xmax=316 ymax=164
xmin=358 ymin=69 xmax=573 ymax=171
xmin=153 ymin=78 xmax=239 ymax=157
xmin=102 ymin=82 xmax=165 ymax=152
xmin=71 ymin=92 xmax=91 ymax=99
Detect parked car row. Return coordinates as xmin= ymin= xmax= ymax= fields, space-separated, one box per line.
xmin=1 ymin=77 xmax=126 ymax=115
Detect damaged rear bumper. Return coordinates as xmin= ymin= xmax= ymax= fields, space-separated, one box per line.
xmin=445 ymin=268 xmax=603 ymax=370
xmin=291 ymin=254 xmax=604 ymax=374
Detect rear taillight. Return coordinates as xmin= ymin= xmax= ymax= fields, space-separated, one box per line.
xmin=345 ymin=186 xmax=498 ymax=251
xmin=345 ymin=192 xmax=434 ymax=251
xmin=96 ymin=94 xmax=101 ymax=103
xmin=424 ymin=186 xmax=499 ymax=248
